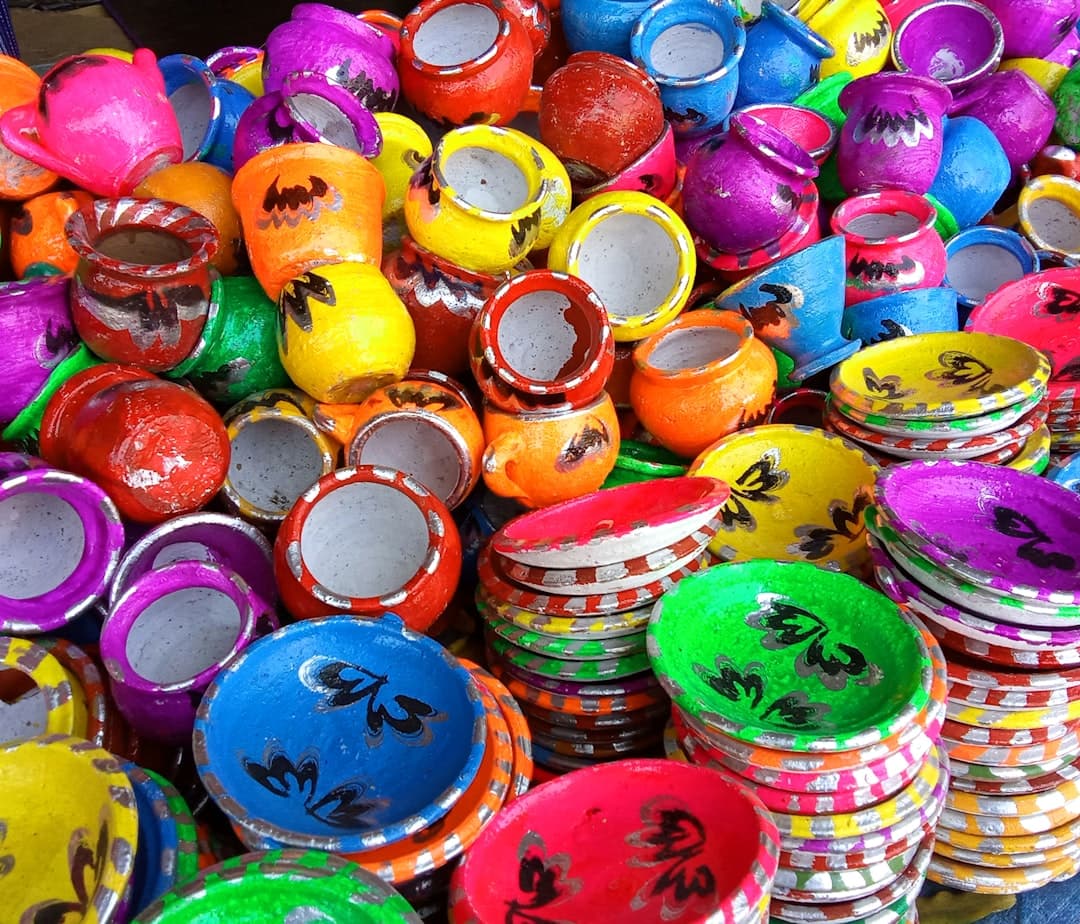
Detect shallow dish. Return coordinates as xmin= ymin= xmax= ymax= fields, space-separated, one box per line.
xmin=831 ymin=387 xmax=1045 ymax=437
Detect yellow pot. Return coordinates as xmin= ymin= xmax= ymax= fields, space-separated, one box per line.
xmin=801 ymin=0 xmax=893 ymax=80
xmin=0 ymin=636 xmax=88 ymax=738
xmin=372 ymin=111 xmax=433 ymax=226
xmin=547 ymin=190 xmax=696 ymax=342
xmin=999 ymin=58 xmax=1070 ymax=96
xmin=277 ymin=261 xmax=415 ymax=403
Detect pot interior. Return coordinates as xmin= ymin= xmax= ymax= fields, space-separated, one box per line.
xmin=300 ymin=481 xmax=430 ymax=598
xmin=843 ymin=211 xmax=922 ymax=240
xmin=649 ymin=23 xmax=726 ymax=79
xmin=576 ymin=212 xmax=679 ymax=318
xmin=229 ymin=418 xmax=325 ymax=516
xmin=648 ymin=325 xmax=743 ymax=372
xmin=497 ymin=289 xmax=591 ymax=383
xmin=947 ymin=243 xmax=1025 ymax=302
xmin=0 ymin=491 xmax=84 ymax=600
xmin=353 ymin=417 xmax=462 ymax=506
xmin=0 ymin=669 xmax=47 ymax=742
xmin=413 ymin=3 xmax=500 ymax=67
xmin=95 ymin=227 xmax=194 ymax=265
xmin=900 ymin=5 xmax=999 ymax=80
xmin=1026 ymin=196 xmax=1080 ymax=255
xmin=443 ymin=146 xmax=530 ymax=213
xmin=289 ymin=92 xmax=365 ymax=151
xmin=125 ymin=585 xmax=242 ymax=685
xmin=169 ymin=78 xmax=214 ymax=160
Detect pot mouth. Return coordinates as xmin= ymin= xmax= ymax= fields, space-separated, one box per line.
xmin=838 ymin=71 xmax=954 ymax=118
xmin=739 ymin=103 xmax=837 ymax=163
xmin=730 ymin=111 xmax=819 ymax=180
xmin=892 ymin=0 xmax=1004 ymax=87
xmin=160 ymin=53 xmax=218 ymax=162
xmin=402 ymin=0 xmax=507 ymax=76
xmin=432 ymin=126 xmax=545 ymax=221
xmin=1018 ymin=175 xmax=1080 ymax=258
xmin=631 ymin=0 xmax=747 ymax=88
xmin=830 ymin=191 xmax=938 ymax=244
xmin=282 ymin=72 xmax=383 ymax=158
xmin=635 ymin=312 xmax=753 ymax=378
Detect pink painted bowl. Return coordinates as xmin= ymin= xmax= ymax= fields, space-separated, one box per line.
xmin=576 ymin=120 xmax=679 ymax=201
xmin=737 ymin=103 xmax=839 ymax=166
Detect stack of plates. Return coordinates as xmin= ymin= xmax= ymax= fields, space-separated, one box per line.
xmin=824 ymin=331 xmax=1052 ymax=474
xmin=479 ymin=477 xmax=730 ymax=773
xmin=648 ymin=559 xmax=946 ymax=924
xmin=866 ymin=458 xmax=1080 ymax=894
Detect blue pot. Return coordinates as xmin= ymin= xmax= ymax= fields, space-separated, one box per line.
xmin=944 ymin=225 xmax=1040 ymax=322
xmin=841 ymin=285 xmax=959 ymax=346
xmin=123 ymin=762 xmax=187 ymax=917
xmin=1049 ymin=453 xmax=1080 ymax=493
xmin=734 ymin=1 xmax=834 ymax=109
xmin=927 ymin=115 xmax=1012 ymax=231
xmin=708 ymin=234 xmax=859 ymax=382
xmin=561 ymin=0 xmax=656 ymax=59
xmin=159 ymin=53 xmax=255 ymax=173
xmin=630 ymin=0 xmax=746 ymax=137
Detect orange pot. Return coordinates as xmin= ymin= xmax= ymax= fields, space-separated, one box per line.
xmin=630 ymin=311 xmax=777 ymax=458
xmin=9 ymin=190 xmax=94 ymax=278
xmin=0 ymin=56 xmax=60 ymax=200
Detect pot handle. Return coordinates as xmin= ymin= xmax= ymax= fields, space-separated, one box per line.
xmin=481 ymin=432 xmax=529 ymax=504
xmin=0 ymin=105 xmax=86 ymax=186
xmin=523 ymin=84 xmax=542 ymax=114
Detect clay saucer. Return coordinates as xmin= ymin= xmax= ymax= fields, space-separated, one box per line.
xmin=476 ymin=584 xmax=652 ymax=639
xmin=926 ymin=850 xmax=1078 ymax=895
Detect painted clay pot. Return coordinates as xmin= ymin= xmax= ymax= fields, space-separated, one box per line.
xmin=482 ymin=392 xmax=621 ymax=508
xmin=0 ymin=50 xmax=183 ymax=197
xmin=734 ymin=2 xmax=835 ymax=109
xmin=559 ymin=0 xmax=653 ymax=58
xmin=683 ymin=111 xmax=819 ymax=254
xmin=383 ymin=235 xmax=523 ymax=380
xmin=952 ymin=70 xmax=1056 ymax=176
xmin=0 ymin=344 xmax=99 ymax=450
xmin=539 ymin=52 xmax=665 ymax=188
xmin=629 ymin=0 xmax=746 ymax=138
xmin=404 ymin=125 xmax=547 ymax=274
xmin=0 ymin=464 xmax=124 ymax=635
xmin=8 ymin=190 xmax=94 ymax=279
xmin=470 ymin=270 xmax=614 ymax=413
xmin=629 ymin=310 xmax=778 ymax=458
xmin=1018 ymin=174 xmax=1080 ymax=261
xmin=101 ymin=559 xmax=265 ymax=745
xmin=273 ymin=465 xmax=462 ymax=630
xmin=830 ymin=190 xmax=948 ymax=304
xmin=891 ymin=0 xmax=1005 ymax=91
xmin=1048 ymin=21 xmax=1080 ymax=64
xmin=399 ymin=0 xmax=536 ymax=126
xmin=276 ymin=261 xmax=415 ymax=404
xmin=372 ymin=112 xmax=433 ymax=249
xmin=0 ymin=55 xmax=59 ymax=200
xmin=546 ymin=190 xmax=697 ymax=342
xmin=231 ymin=142 xmax=384 ymax=302
xmin=164 ymin=274 xmax=291 ymax=406
xmin=841 ymin=284 xmax=959 ymax=344
xmin=210 ymin=47 xmax=265 ymax=97
xmin=0 ymin=637 xmax=91 ymax=741
xmin=837 ymin=72 xmax=952 ymax=195
xmin=38 ymin=363 xmax=231 ymax=524
xmin=231 ymin=71 xmax=382 ymax=172
xmin=66 ymin=198 xmax=218 ymax=372
xmin=221 ymin=388 xmax=338 ymax=524
xmin=943 ymin=226 xmax=1039 ymax=316
xmin=159 ymin=54 xmax=254 ymax=173
xmin=739 ymin=103 xmax=839 ymax=166
xmin=575 ymin=120 xmax=679 ymax=202
xmin=800 ymin=0 xmax=894 ymax=80
xmin=979 ymin=0 xmax=1079 ymax=59
xmin=926 ymin=116 xmax=1011 ymax=230
xmin=0 ymin=276 xmax=78 ymax=425
xmin=705 ymin=235 xmax=861 ymax=382
xmin=1000 ymin=57 xmax=1071 ymax=95
xmin=881 ymin=0 xmax=934 ymax=29
xmin=263 ymin=2 xmax=398 ymax=110
xmin=314 ymin=373 xmax=483 ymax=510
xmin=1055 ymin=63 xmax=1080 ymax=148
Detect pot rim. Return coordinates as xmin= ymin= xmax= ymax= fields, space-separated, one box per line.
xmin=891 ymin=0 xmax=1005 ymax=87
xmin=632 ymin=309 xmax=758 ymax=381
xmin=400 ymin=0 xmax=515 ymax=78
xmin=830 ymin=190 xmax=939 ymax=245
xmin=630 ymin=0 xmax=747 ymax=88
xmin=731 ymin=110 xmax=820 ymax=180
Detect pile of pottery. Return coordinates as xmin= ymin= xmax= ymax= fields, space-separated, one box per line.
xmin=825 ymin=331 xmax=1053 ymax=473
xmin=650 ymin=559 xmax=947 ymax=924
xmin=866 ymin=459 xmax=1080 ymax=894
xmin=477 ymin=477 xmax=730 ymax=773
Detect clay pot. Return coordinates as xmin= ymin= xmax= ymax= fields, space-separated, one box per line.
xmin=979 ymin=0 xmax=1079 ymax=59
xmin=800 ymin=0 xmax=894 ymax=81
xmin=0 ymin=55 xmax=59 ymax=200
xmin=629 ymin=310 xmax=778 ymax=458
xmin=943 ymin=225 xmax=1037 ymax=315
xmin=926 ymin=115 xmax=1011 ymax=230
xmin=891 ymin=0 xmax=1004 ymax=91
xmin=371 ymin=111 xmax=433 ymax=249
xmin=576 ymin=120 xmax=679 ymax=202
xmin=8 ymin=190 xmax=94 ymax=279
xmin=560 ymin=0 xmax=653 ymax=59
xmin=66 ymin=197 xmax=219 ymax=372
xmin=739 ymin=103 xmax=839 ymax=166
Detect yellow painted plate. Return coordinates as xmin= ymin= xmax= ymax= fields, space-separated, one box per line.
xmin=830 ymin=332 xmax=1051 ymax=420
xmin=1006 ymin=424 xmax=1052 ymax=474
xmin=926 ymin=849 xmax=1079 ymax=893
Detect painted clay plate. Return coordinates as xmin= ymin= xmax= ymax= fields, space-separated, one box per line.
xmin=772 ymin=842 xmax=919 ymax=902
xmin=463 ymin=663 xmax=533 ymax=801
xmin=1008 ymin=424 xmax=1052 ymax=474
xmin=647 ymin=560 xmax=933 ymax=752
xmin=945 ymin=652 xmax=1080 ymax=692
xmin=133 ymin=849 xmax=422 ymax=922
xmin=476 ymin=585 xmax=652 ymax=639
xmin=829 ymin=331 xmax=1050 ymax=420
xmin=832 ymin=387 xmax=1045 ymax=437
xmin=946 ymin=752 xmax=1079 ymax=782
xmin=925 ymin=850 xmax=1078 ymax=894
xmin=934 ymin=813 xmax=1080 ymax=855
xmin=942 ymin=717 xmax=1077 ymax=749
xmin=780 ymin=817 xmax=937 ymax=876
xmin=488 ymin=650 xmax=659 ymax=699
xmin=966 ymin=267 xmax=1080 ymax=382
xmin=949 ymin=761 xmax=1080 ymax=798
xmin=486 ymin=660 xmax=669 ymax=718
xmin=948 ymin=679 xmax=1080 ymax=710
xmin=930 ymin=622 xmax=1080 ymax=670
xmin=946 ymin=697 xmax=1080 ymax=731
xmin=934 ymin=833 xmax=1080 ymax=869
xmin=486 ymin=634 xmax=650 ymax=682
xmin=687 ymin=425 xmax=878 ymax=568
xmin=874 ymin=459 xmax=1080 ymax=605
xmin=941 ymin=776 xmax=1080 ymax=833
xmin=490 ymin=476 xmax=731 ymax=569
xmin=193 ymin=614 xmax=487 ymax=853
xmin=449 ymin=759 xmax=781 ymax=924
xmin=481 ymin=606 xmax=646 ymax=661
xmin=37 ymin=638 xmax=107 ymax=747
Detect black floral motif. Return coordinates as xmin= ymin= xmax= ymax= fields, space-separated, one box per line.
xmin=699 ymin=656 xmax=766 ymax=707
xmin=242 ymin=746 xmax=318 ymax=801
xmin=849 ymin=12 xmax=890 ymax=60
xmin=1055 ymin=358 xmax=1080 ymax=382
xmin=263 ymin=175 xmax=329 ymax=216
xmin=23 ymin=819 xmax=108 ymax=923
xmin=739 ymin=282 xmax=802 ymax=331
xmin=326 ymin=59 xmax=397 ymax=110
xmin=761 ymin=690 xmax=829 ymax=727
xmin=862 ymin=366 xmax=916 ymax=400
xmin=717 ymin=448 xmax=789 ymax=531
xmin=410 ymin=158 xmax=441 ymax=208
xmin=386 ymin=385 xmax=461 ymax=412
xmin=187 ymin=358 xmax=253 ymax=403
xmin=0 ymin=821 xmax=12 ymax=881
xmin=992 ymin=507 xmax=1076 ymax=572
xmin=505 ymin=833 xmax=580 ymax=924
xmin=84 ymin=284 xmax=207 ymax=352
xmin=1045 ymin=285 xmax=1080 ymax=316
xmin=627 ymin=799 xmax=715 ymax=917
xmin=872 ymin=319 xmax=911 ymax=343
xmin=693 ymin=655 xmax=831 ymax=730
xmin=509 ymin=210 xmax=541 ymax=258
xmin=664 ymin=106 xmax=707 ymax=127
xmin=849 ymin=253 xmax=918 ymax=282
xmin=278 ymin=272 xmax=335 ymax=352
xmin=555 ymin=425 xmax=610 ymax=472
xmin=10 ymin=206 xmax=31 ymax=237
xmin=747 ymin=599 xmax=883 ymax=691
xmin=789 ymin=492 xmax=871 ymax=561
xmin=37 ymin=317 xmax=79 ymax=369
xmin=926 ymin=350 xmax=999 ymax=395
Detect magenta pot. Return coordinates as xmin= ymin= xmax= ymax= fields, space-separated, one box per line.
xmin=683 ymin=110 xmax=819 ymax=254
xmin=837 ymin=72 xmax=951 ymax=196
xmin=979 ymin=0 xmax=1079 ymax=59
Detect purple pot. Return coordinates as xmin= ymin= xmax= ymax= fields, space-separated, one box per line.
xmin=837 ymin=72 xmax=951 ymax=196
xmin=683 ymin=110 xmax=819 ymax=253
xmin=979 ymin=0 xmax=1079 ymax=59
xmin=0 ymin=276 xmax=78 ymax=425
xmin=263 ymin=2 xmax=398 ymax=111
xmin=1048 ymin=19 xmax=1080 ymax=64
xmin=949 ymin=70 xmax=1056 ymax=176
xmin=891 ymin=0 xmax=1004 ymax=91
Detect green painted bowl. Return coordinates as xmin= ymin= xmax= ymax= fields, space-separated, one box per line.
xmin=647 ymin=559 xmax=933 ymax=751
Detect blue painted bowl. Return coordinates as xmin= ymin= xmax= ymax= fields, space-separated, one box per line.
xmin=928 ymin=116 xmax=1012 ymax=231
xmin=630 ymin=0 xmax=746 ymax=138
xmin=734 ymin=1 xmax=834 ymax=110
xmin=193 ymin=614 xmax=486 ymax=853
xmin=123 ymin=762 xmax=191 ymax=917
xmin=841 ymin=285 xmax=960 ymax=346
xmin=943 ymin=225 xmax=1040 ymax=320
xmin=1049 ymin=453 xmax=1080 ymax=493
xmin=560 ymin=0 xmax=655 ymax=59
xmin=706 ymin=234 xmax=859 ymax=382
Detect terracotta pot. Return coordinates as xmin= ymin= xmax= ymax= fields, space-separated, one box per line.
xmin=800 ymin=0 xmax=894 ymax=80
xmin=629 ymin=310 xmax=777 ymax=458
xmin=8 ymin=190 xmax=94 ymax=279
xmin=0 ymin=55 xmax=59 ymax=200
xmin=66 ymin=197 xmax=219 ymax=372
